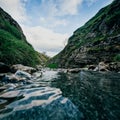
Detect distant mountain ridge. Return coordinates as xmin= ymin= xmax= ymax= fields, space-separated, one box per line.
xmin=50 ymin=0 xmax=120 ymax=68
xmin=0 ymin=7 xmax=48 ymax=66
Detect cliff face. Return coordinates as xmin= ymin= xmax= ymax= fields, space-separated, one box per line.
xmin=50 ymin=0 xmax=120 ymax=68
xmin=0 ymin=7 xmax=48 ymax=67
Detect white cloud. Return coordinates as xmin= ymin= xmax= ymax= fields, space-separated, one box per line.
xmin=39 ymin=16 xmax=68 ymax=28
xmin=0 ymin=0 xmax=27 ymax=23
xmin=85 ymin=0 xmax=97 ymax=6
xmin=53 ymin=19 xmax=68 ymax=26
xmin=22 ymin=25 xmax=69 ymax=57
xmin=61 ymin=0 xmax=83 ymax=15
xmin=40 ymin=0 xmax=83 ymax=16
xmin=0 ymin=0 xmax=70 ymax=57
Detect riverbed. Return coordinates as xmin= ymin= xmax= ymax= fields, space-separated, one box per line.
xmin=0 ymin=70 xmax=120 ymax=120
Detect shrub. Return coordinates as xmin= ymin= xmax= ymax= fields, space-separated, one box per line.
xmin=48 ymin=63 xmax=58 ymax=69
xmin=114 ymin=54 xmax=120 ymax=62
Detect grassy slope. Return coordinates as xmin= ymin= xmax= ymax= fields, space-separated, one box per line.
xmin=0 ymin=7 xmax=48 ymax=67
xmin=49 ymin=0 xmax=120 ymax=68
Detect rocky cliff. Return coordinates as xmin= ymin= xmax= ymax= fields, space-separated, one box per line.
xmin=0 ymin=7 xmax=48 ymax=67
xmin=50 ymin=0 xmax=120 ymax=68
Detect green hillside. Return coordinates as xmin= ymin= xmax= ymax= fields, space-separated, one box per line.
xmin=0 ymin=7 xmax=48 ymax=67
xmin=50 ymin=0 xmax=120 ymax=68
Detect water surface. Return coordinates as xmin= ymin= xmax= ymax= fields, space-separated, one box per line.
xmin=0 ymin=70 xmax=120 ymax=120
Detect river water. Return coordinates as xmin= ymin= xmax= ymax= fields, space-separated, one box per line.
xmin=0 ymin=70 xmax=120 ymax=120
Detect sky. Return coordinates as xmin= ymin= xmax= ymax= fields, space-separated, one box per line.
xmin=0 ymin=0 xmax=113 ymax=57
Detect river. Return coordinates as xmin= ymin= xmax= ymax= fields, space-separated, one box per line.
xmin=0 ymin=70 xmax=120 ymax=120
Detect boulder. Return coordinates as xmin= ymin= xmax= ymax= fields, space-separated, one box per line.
xmin=94 ymin=62 xmax=109 ymax=71
xmin=36 ymin=65 xmax=42 ymax=71
xmin=0 ymin=74 xmax=5 ymax=79
xmin=1 ymin=73 xmax=25 ymax=83
xmin=0 ymin=62 xmax=10 ymax=73
xmin=88 ymin=65 xmax=96 ymax=70
xmin=32 ymin=71 xmax=43 ymax=79
xmin=108 ymin=62 xmax=120 ymax=72
xmin=0 ymin=70 xmax=32 ymax=83
xmin=15 ymin=70 xmax=31 ymax=80
xmin=11 ymin=64 xmax=36 ymax=74
xmin=67 ymin=68 xmax=81 ymax=73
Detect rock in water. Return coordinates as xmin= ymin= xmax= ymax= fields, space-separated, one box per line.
xmin=11 ymin=64 xmax=37 ymax=74
xmin=94 ymin=62 xmax=109 ymax=71
xmin=15 ymin=70 xmax=31 ymax=80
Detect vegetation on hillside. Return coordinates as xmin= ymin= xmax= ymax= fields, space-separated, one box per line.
xmin=0 ymin=7 xmax=48 ymax=67
xmin=50 ymin=0 xmax=120 ymax=68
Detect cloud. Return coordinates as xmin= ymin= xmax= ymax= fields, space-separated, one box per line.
xmin=0 ymin=0 xmax=27 ymax=23
xmin=22 ymin=25 xmax=69 ymax=57
xmin=85 ymin=0 xmax=98 ymax=6
xmin=60 ymin=0 xmax=83 ymax=15
xmin=39 ymin=17 xmax=68 ymax=28
xmin=40 ymin=0 xmax=83 ymax=17
xmin=36 ymin=0 xmax=83 ymax=29
xmin=0 ymin=0 xmax=70 ymax=57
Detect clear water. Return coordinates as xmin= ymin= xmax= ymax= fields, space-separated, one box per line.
xmin=0 ymin=70 xmax=120 ymax=120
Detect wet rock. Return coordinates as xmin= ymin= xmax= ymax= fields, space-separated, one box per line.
xmin=0 ymin=86 xmax=6 ymax=92
xmin=32 ymin=71 xmax=43 ymax=79
xmin=108 ymin=62 xmax=120 ymax=72
xmin=94 ymin=62 xmax=109 ymax=71
xmin=67 ymin=68 xmax=81 ymax=73
xmin=15 ymin=70 xmax=31 ymax=80
xmin=0 ymin=74 xmax=23 ymax=83
xmin=0 ymin=71 xmax=32 ymax=83
xmin=36 ymin=65 xmax=42 ymax=71
xmin=3 ymin=84 xmax=17 ymax=90
xmin=11 ymin=64 xmax=36 ymax=74
xmin=81 ymin=67 xmax=88 ymax=71
xmin=88 ymin=65 xmax=96 ymax=70
xmin=0 ymin=74 xmax=5 ymax=80
xmin=0 ymin=90 xmax=24 ymax=100
xmin=0 ymin=84 xmax=17 ymax=92
xmin=0 ymin=62 xmax=10 ymax=73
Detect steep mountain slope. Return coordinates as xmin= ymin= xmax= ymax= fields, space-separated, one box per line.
xmin=50 ymin=0 xmax=120 ymax=68
xmin=0 ymin=7 xmax=48 ymax=67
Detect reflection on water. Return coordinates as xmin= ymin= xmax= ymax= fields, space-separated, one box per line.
xmin=51 ymin=71 xmax=120 ymax=120
xmin=0 ymin=70 xmax=83 ymax=120
xmin=0 ymin=70 xmax=120 ymax=120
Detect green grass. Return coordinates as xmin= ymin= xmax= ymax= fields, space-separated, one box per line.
xmin=0 ymin=29 xmax=40 ymax=67
xmin=114 ymin=54 xmax=120 ymax=62
xmin=47 ymin=63 xmax=58 ymax=69
xmin=44 ymin=0 xmax=120 ymax=68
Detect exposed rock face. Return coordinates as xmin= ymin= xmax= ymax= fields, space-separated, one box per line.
xmin=50 ymin=0 xmax=120 ymax=68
